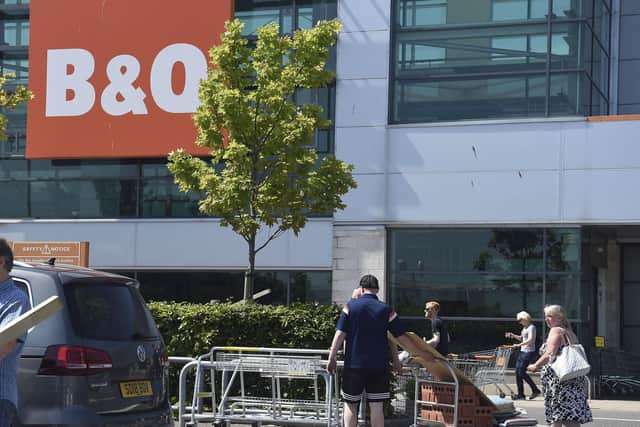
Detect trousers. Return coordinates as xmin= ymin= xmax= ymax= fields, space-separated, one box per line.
xmin=515 ymin=351 xmax=540 ymax=396
xmin=0 ymin=399 xmax=16 ymax=427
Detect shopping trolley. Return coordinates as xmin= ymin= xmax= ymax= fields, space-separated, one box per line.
xmin=449 ymin=346 xmax=515 ymax=398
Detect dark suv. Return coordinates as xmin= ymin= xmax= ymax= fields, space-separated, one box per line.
xmin=10 ymin=261 xmax=172 ymax=426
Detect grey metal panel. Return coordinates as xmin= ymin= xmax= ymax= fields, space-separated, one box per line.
xmin=619 ymin=15 xmax=640 ymax=59
xmin=618 ymin=103 xmax=640 ymax=114
xmin=618 ymin=60 xmax=640 ymax=104
xmin=621 ymin=0 xmax=640 ymax=15
xmin=338 ymin=0 xmax=390 ymax=33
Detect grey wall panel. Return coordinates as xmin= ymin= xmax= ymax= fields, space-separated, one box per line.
xmin=621 ymin=0 xmax=640 ymax=15
xmin=619 ymin=15 xmax=640 ymax=59
xmin=335 ymin=126 xmax=387 ymax=174
xmin=334 ymin=173 xmax=387 ymax=222
xmin=564 ymin=119 xmax=640 ymax=169
xmin=387 ymin=122 xmax=564 ymax=173
xmin=618 ymin=60 xmax=640 ymax=104
xmin=338 ymin=0 xmax=391 ymax=33
xmin=563 ymin=169 xmax=640 ymax=222
xmin=337 ymin=30 xmax=389 ymax=80
xmin=0 ymin=219 xmax=334 ymax=269
xmin=618 ymin=104 xmax=640 ymax=114
xmin=386 ymin=170 xmax=560 ymax=223
xmin=335 ymin=78 xmax=388 ymax=127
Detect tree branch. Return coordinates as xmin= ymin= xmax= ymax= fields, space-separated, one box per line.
xmin=255 ymin=226 xmax=286 ymax=254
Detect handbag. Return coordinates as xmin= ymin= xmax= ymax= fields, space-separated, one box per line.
xmin=549 ymin=330 xmax=591 ymax=382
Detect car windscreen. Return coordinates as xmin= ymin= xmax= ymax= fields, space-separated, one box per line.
xmin=64 ymin=282 xmax=156 ymax=341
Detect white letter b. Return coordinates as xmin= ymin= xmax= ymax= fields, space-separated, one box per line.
xmin=46 ymin=49 xmax=96 ymax=117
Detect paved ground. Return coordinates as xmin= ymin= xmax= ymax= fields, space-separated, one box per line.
xmin=175 ymin=398 xmax=640 ymax=427
xmin=512 ymin=397 xmax=640 ymax=427
xmin=174 ymin=373 xmax=640 ymax=426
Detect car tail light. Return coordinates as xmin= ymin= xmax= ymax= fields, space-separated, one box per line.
xmin=159 ymin=350 xmax=169 ymax=368
xmin=38 ymin=345 xmax=113 ymax=375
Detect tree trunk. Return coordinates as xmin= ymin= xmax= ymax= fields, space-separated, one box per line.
xmin=243 ymin=235 xmax=256 ymax=301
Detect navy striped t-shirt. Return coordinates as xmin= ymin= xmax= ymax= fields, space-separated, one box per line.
xmin=336 ymin=294 xmax=405 ymax=369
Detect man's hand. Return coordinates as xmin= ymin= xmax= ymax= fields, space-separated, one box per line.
xmin=0 ymin=339 xmax=17 ymax=361
xmin=327 ymin=357 xmax=337 ymax=374
xmin=392 ymin=358 xmax=402 ymax=374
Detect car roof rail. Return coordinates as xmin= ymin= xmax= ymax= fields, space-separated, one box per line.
xmin=13 ymin=260 xmax=32 ymax=268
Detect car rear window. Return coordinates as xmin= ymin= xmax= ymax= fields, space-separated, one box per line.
xmin=64 ymin=282 xmax=155 ymax=341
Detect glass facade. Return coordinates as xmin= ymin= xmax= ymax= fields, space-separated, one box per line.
xmin=391 ymin=0 xmax=612 ymax=123
xmin=236 ymin=0 xmax=338 ymax=153
xmin=0 ymin=159 xmax=203 ymax=218
xmin=114 ymin=270 xmax=332 ymax=305
xmin=388 ymin=228 xmax=591 ymax=351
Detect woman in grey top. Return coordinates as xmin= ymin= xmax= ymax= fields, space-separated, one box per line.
xmin=506 ymin=311 xmax=541 ymax=400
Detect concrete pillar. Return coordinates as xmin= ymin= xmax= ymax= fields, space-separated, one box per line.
xmin=332 ymin=226 xmax=386 ymax=303
xmin=605 ymin=240 xmax=621 ymax=349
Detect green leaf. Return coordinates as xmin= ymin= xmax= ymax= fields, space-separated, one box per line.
xmin=168 ymin=19 xmax=356 ymax=300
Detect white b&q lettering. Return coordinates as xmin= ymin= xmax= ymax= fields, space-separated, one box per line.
xmin=151 ymin=44 xmax=208 ymax=113
xmin=46 ymin=49 xmax=96 ymax=117
xmin=45 ymin=45 xmax=208 ymax=117
xmin=101 ymin=55 xmax=148 ymax=116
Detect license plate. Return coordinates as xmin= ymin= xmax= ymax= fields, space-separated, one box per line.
xmin=120 ymin=380 xmax=153 ymax=398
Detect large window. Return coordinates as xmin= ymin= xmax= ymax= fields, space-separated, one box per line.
xmin=235 ymin=0 xmax=337 ymax=154
xmin=391 ymin=0 xmax=612 ymax=123
xmin=117 ymin=270 xmax=332 ymax=305
xmin=388 ymin=228 xmax=590 ymax=352
xmin=0 ymin=159 xmax=204 ymax=218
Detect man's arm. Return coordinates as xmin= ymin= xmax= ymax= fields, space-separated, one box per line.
xmin=426 ymin=318 xmax=441 ymax=346
xmin=388 ymin=337 xmax=402 ymax=374
xmin=426 ymin=332 xmax=440 ymax=346
xmin=327 ymin=330 xmax=346 ymax=373
xmin=0 ymin=339 xmax=17 ymax=360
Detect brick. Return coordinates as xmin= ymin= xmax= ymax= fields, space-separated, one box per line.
xmin=474 ymin=406 xmax=495 ymax=417
xmin=473 ymin=415 xmax=493 ymax=427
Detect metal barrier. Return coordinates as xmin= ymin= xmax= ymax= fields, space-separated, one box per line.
xmin=410 ymin=359 xmax=462 ymax=427
xmin=174 ymin=346 xmax=341 ymax=427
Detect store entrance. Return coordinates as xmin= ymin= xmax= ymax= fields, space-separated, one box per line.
xmin=621 ymin=244 xmax=640 ymax=354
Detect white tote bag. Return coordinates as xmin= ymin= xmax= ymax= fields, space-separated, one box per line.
xmin=549 ymin=330 xmax=591 ymax=382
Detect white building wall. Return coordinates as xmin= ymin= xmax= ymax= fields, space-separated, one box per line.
xmin=333 ymin=0 xmax=640 ymax=293
xmin=0 ymin=219 xmax=334 ymax=270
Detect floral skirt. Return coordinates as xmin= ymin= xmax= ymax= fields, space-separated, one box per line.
xmin=541 ymin=365 xmax=593 ymax=424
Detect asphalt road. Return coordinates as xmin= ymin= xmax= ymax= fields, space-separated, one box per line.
xmin=514 ymin=398 xmax=640 ymax=427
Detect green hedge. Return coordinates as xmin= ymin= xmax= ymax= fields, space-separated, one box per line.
xmin=148 ymin=301 xmax=342 ymax=357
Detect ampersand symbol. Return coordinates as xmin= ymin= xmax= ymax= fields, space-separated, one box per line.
xmin=101 ymin=55 xmax=148 ymax=116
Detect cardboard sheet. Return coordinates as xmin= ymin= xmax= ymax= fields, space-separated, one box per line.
xmin=390 ymin=331 xmax=496 ymax=407
xmin=0 ymin=296 xmax=63 ymax=345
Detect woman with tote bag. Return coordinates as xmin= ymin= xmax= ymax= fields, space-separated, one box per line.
xmin=527 ymin=305 xmax=592 ymax=427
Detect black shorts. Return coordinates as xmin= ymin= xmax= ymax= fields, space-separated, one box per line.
xmin=340 ymin=368 xmax=390 ymax=402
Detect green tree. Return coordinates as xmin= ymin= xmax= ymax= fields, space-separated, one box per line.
xmin=168 ymin=19 xmax=356 ymax=301
xmin=0 ymin=73 xmax=31 ymax=142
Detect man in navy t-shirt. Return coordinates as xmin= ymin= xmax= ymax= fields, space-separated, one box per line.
xmin=424 ymin=301 xmax=449 ymax=356
xmin=327 ymin=275 xmax=434 ymax=427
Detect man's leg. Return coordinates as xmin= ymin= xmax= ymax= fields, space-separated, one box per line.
xmin=0 ymin=399 xmax=17 ymax=427
xmin=364 ymin=369 xmax=390 ymax=427
xmin=343 ymin=401 xmax=359 ymax=427
xmin=341 ymin=368 xmax=364 ymax=427
xmin=368 ymin=401 xmax=384 ymax=427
